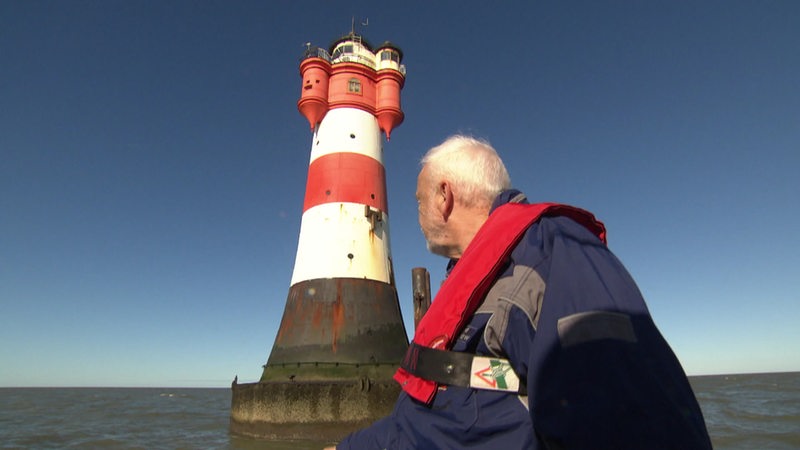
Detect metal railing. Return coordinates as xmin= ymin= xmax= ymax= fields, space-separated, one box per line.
xmin=301 ymin=46 xmax=331 ymax=62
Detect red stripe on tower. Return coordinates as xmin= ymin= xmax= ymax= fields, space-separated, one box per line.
xmin=303 ymin=152 xmax=388 ymax=213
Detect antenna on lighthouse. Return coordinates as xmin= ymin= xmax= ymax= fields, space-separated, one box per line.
xmin=350 ymin=16 xmax=369 ymax=34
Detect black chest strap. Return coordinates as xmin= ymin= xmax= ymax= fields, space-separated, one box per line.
xmin=400 ymin=342 xmax=526 ymax=395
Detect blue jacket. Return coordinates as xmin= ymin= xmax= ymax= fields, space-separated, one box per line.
xmin=339 ymin=190 xmax=711 ymax=449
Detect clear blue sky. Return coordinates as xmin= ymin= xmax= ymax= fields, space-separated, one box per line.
xmin=2 ymin=1 xmax=798 ymax=387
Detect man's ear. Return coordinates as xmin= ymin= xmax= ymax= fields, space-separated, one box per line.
xmin=438 ymin=181 xmax=455 ymax=221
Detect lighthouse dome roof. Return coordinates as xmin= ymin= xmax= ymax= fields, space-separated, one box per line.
xmin=328 ymin=33 xmax=374 ymax=54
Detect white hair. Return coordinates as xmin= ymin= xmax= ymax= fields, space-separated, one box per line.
xmin=421 ymin=135 xmax=511 ymax=209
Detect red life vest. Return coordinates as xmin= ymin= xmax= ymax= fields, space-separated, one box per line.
xmin=394 ymin=202 xmax=607 ymax=404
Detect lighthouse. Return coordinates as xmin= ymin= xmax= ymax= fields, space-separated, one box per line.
xmin=265 ymin=33 xmax=408 ymax=369
xmin=230 ymin=31 xmax=409 ymax=441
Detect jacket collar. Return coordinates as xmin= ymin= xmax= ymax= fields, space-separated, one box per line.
xmin=447 ymin=189 xmax=528 ymax=274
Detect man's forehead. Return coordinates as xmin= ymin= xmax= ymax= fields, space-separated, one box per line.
xmin=418 ymin=165 xmax=431 ymax=181
xmin=416 ymin=166 xmax=429 ymax=195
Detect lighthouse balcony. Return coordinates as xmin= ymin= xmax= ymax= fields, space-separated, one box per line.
xmin=301 ymin=46 xmax=332 ymax=62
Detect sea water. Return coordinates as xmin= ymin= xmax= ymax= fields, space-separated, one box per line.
xmin=1 ymin=372 xmax=798 ymax=449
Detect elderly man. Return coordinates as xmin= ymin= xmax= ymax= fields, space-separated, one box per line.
xmin=326 ymin=135 xmax=711 ymax=449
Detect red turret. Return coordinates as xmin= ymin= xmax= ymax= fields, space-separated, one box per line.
xmin=376 ymin=69 xmax=404 ymax=140
xmin=375 ymin=43 xmax=405 ymax=140
xmin=297 ymin=52 xmax=331 ymax=130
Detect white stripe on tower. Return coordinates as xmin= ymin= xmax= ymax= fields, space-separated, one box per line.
xmin=308 ymin=108 xmax=383 ymax=163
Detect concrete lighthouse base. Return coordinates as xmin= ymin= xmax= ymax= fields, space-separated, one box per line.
xmin=230 ymin=377 xmax=400 ymax=441
xmin=229 ymin=277 xmax=408 ymax=441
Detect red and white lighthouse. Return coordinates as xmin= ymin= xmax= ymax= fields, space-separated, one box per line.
xmin=262 ymin=33 xmax=409 ymax=375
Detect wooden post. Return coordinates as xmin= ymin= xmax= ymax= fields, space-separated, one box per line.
xmin=411 ymin=267 xmax=431 ymax=329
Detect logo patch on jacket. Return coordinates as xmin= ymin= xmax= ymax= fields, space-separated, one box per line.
xmin=470 ymin=357 xmax=520 ymax=392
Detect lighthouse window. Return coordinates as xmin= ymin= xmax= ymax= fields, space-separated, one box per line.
xmin=348 ymin=78 xmax=362 ymax=94
xmin=332 ymin=44 xmax=354 ymax=60
xmin=381 ymin=51 xmax=399 ymax=62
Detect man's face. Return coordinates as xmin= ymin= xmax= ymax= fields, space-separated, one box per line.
xmin=416 ymin=165 xmax=448 ymax=256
